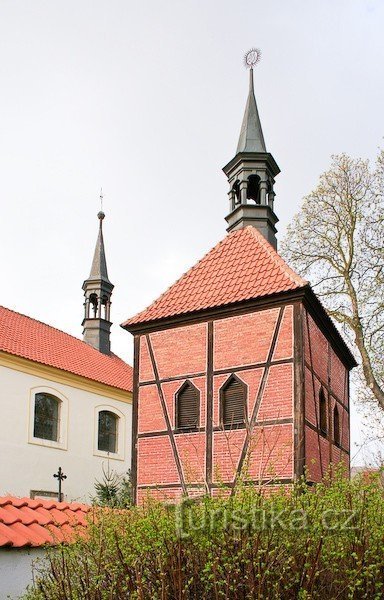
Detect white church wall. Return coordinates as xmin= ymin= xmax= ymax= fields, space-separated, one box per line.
xmin=0 ymin=547 xmax=45 ymax=599
xmin=0 ymin=364 xmax=132 ymax=503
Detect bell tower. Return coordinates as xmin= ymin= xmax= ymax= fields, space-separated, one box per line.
xmin=82 ymin=210 xmax=114 ymax=355
xmin=223 ymin=49 xmax=280 ymax=249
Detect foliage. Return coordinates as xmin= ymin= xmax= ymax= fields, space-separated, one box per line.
xmin=281 ymin=151 xmax=384 ymax=412
xmin=25 ymin=471 xmax=384 ymax=599
xmin=93 ymin=464 xmax=132 ymax=508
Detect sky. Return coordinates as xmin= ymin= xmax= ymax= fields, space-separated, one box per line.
xmin=0 ymin=0 xmax=383 ymax=462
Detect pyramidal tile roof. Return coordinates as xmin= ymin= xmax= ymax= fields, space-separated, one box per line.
xmin=124 ymin=226 xmax=307 ymax=327
xmin=0 ymin=496 xmax=91 ymax=548
xmin=0 ymin=306 xmax=133 ymax=392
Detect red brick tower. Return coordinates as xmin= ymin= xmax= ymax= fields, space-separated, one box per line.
xmin=123 ymin=58 xmax=356 ymax=504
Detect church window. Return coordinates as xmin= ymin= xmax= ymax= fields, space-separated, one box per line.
xmin=221 ymin=375 xmax=247 ymax=428
xmin=176 ymin=381 xmax=200 ymax=431
xmin=319 ymin=387 xmax=327 ymax=435
xmin=333 ymin=404 xmax=341 ymax=447
xmin=98 ymin=410 xmax=118 ymax=453
xmin=33 ymin=393 xmax=60 ymax=441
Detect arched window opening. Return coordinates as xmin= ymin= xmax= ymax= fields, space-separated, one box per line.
xmin=101 ymin=295 xmax=109 ymax=320
xmin=98 ymin=410 xmax=118 ymax=453
xmin=90 ymin=293 xmax=98 ymax=318
xmin=232 ymin=180 xmax=241 ymax=205
xmin=333 ymin=405 xmax=340 ymax=447
xmin=247 ymin=174 xmax=261 ymax=204
xmin=319 ymin=387 xmax=327 ymax=435
xmin=34 ymin=393 xmax=60 ymax=441
xmin=176 ymin=382 xmax=200 ymax=431
xmin=221 ymin=375 xmax=247 ymax=428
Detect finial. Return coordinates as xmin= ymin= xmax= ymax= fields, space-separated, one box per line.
xmin=98 ymin=188 xmax=105 ymax=222
xmin=244 ymin=48 xmax=261 ymax=69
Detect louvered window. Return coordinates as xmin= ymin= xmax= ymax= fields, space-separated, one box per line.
xmin=221 ymin=376 xmax=246 ymax=427
xmin=319 ymin=388 xmax=327 ymax=435
xmin=176 ymin=382 xmax=199 ymax=430
xmin=333 ymin=405 xmax=340 ymax=446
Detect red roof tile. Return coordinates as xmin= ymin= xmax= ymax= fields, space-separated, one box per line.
xmin=124 ymin=227 xmax=307 ymax=326
xmin=0 ymin=496 xmax=91 ymax=548
xmin=0 ymin=306 xmax=132 ymax=392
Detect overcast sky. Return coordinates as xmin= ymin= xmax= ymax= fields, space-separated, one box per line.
xmin=0 ymin=0 xmax=383 ymax=462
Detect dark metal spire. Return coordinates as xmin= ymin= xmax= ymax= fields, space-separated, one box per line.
xmin=236 ymin=67 xmax=266 ymax=154
xmin=89 ymin=211 xmax=111 ymax=283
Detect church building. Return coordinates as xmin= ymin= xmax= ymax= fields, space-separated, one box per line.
xmin=0 ymin=212 xmax=132 ymax=502
xmin=123 ymin=61 xmax=356 ymax=504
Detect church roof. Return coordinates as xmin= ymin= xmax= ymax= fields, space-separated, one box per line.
xmin=0 ymin=496 xmax=90 ymax=548
xmin=124 ymin=226 xmax=307 ymax=327
xmin=0 ymin=306 xmax=132 ymax=392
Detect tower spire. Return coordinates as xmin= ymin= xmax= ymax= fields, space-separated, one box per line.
xmin=223 ymin=49 xmax=280 ymax=249
xmin=82 ymin=209 xmax=114 ymax=355
xmin=236 ymin=67 xmax=266 ymax=153
xmin=89 ymin=211 xmax=110 ymax=283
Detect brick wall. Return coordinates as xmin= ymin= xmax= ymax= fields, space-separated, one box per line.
xmin=135 ymin=303 xmax=296 ymax=502
xmin=303 ymin=311 xmax=350 ymax=482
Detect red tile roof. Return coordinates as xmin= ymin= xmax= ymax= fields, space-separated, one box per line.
xmin=0 ymin=496 xmax=91 ymax=548
xmin=0 ymin=307 xmax=132 ymax=392
xmin=124 ymin=226 xmax=307 ymax=326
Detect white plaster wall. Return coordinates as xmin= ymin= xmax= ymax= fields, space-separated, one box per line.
xmin=0 ymin=548 xmax=45 ymax=599
xmin=0 ymin=365 xmax=132 ymax=502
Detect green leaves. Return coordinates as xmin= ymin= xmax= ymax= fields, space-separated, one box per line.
xmin=25 ymin=472 xmax=384 ymax=599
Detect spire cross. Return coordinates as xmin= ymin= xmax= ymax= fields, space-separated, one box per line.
xmin=100 ymin=188 xmax=104 ymax=211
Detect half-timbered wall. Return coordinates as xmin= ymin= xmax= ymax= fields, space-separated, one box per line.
xmin=135 ymin=304 xmax=296 ymax=504
xmin=303 ymin=311 xmax=350 ymax=482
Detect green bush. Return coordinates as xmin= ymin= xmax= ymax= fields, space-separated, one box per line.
xmin=25 ymin=471 xmax=384 ymax=599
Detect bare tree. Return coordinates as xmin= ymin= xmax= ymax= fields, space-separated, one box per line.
xmin=281 ymin=151 xmax=384 ymax=410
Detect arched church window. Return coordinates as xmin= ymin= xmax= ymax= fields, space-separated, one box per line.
xmin=176 ymin=381 xmax=200 ymax=431
xmin=33 ymin=393 xmax=60 ymax=441
xmin=232 ymin=180 xmax=241 ymax=204
xmin=220 ymin=375 xmax=247 ymax=428
xmin=98 ymin=410 xmax=118 ymax=453
xmin=319 ymin=387 xmax=327 ymax=435
xmin=247 ymin=174 xmax=261 ymax=204
xmin=333 ymin=404 xmax=340 ymax=447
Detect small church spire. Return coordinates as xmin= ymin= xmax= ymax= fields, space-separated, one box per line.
xmin=223 ymin=49 xmax=280 ymax=249
xmin=236 ymin=66 xmax=266 ymax=154
xmin=82 ymin=208 xmax=114 ymax=355
xmin=89 ymin=211 xmax=111 ymax=283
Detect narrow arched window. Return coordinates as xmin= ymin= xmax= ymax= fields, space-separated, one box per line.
xmin=247 ymin=174 xmax=261 ymax=204
xmin=319 ymin=387 xmax=327 ymax=435
xmin=221 ymin=376 xmax=247 ymax=428
xmin=333 ymin=405 xmax=340 ymax=447
xmin=98 ymin=411 xmax=118 ymax=453
xmin=176 ymin=382 xmax=199 ymax=431
xmin=34 ymin=393 xmax=60 ymax=441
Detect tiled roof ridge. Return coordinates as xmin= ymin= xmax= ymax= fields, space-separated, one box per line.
xmin=244 ymin=227 xmax=307 ymax=287
xmin=0 ymin=305 xmax=107 ymax=355
xmin=0 ymin=305 xmax=133 ymax=392
xmin=0 ymin=496 xmax=92 ymax=548
xmin=123 ymin=226 xmax=308 ymax=326
xmin=123 ymin=233 xmax=232 ymax=325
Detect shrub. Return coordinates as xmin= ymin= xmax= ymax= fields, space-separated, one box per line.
xmin=25 ymin=471 xmax=384 ymax=599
